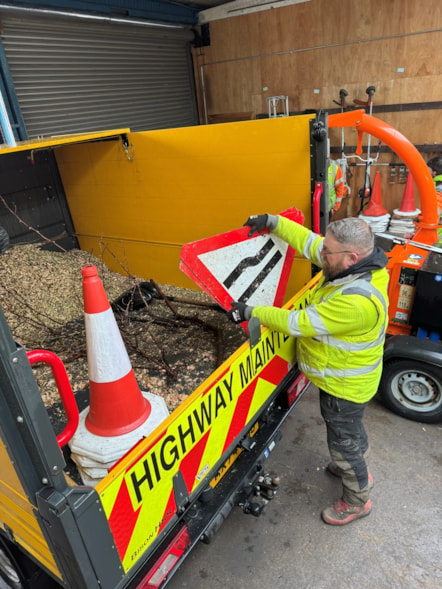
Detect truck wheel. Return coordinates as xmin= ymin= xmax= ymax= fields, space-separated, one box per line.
xmin=379 ymin=359 xmax=442 ymax=423
xmin=0 ymin=225 xmax=9 ymax=255
xmin=0 ymin=546 xmax=26 ymax=589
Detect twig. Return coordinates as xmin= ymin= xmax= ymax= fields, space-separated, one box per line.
xmin=130 ymin=314 xmax=190 ymax=328
xmin=151 ymin=280 xmax=179 ymax=315
xmin=150 ymin=279 xmax=225 ymax=365
xmin=98 ymin=238 xmax=134 ymax=280
xmin=168 ymin=296 xmax=223 ymax=311
xmin=121 ymin=331 xmax=176 ymax=378
xmin=2 ymin=285 xmax=66 ymax=328
xmin=96 ymin=239 xmax=177 ymax=369
xmin=0 ymin=195 xmax=67 ymax=252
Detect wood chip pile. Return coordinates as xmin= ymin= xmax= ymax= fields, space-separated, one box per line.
xmin=0 ymin=244 xmax=247 ymax=428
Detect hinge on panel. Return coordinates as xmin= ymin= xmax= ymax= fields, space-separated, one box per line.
xmin=121 ymin=133 xmax=134 ymax=161
xmin=173 ymin=471 xmax=189 ymax=514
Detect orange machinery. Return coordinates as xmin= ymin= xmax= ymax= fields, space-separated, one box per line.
xmin=329 ymin=111 xmax=442 ymax=423
xmin=329 ymin=110 xmax=440 ymax=338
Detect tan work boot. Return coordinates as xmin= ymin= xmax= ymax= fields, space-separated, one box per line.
xmin=322 ymin=498 xmax=371 ymax=525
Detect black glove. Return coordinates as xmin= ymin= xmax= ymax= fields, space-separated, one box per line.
xmin=227 ymin=301 xmax=253 ymax=324
xmin=243 ymin=214 xmax=268 ymax=237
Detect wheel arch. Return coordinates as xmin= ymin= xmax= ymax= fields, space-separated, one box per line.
xmin=384 ymin=335 xmax=442 ymax=369
xmin=0 ymin=531 xmax=58 ymax=589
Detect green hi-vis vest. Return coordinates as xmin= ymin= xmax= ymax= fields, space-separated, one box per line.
xmin=328 ymin=160 xmax=338 ymax=208
xmin=328 ymin=160 xmax=343 ymax=209
xmin=251 ymin=217 xmax=389 ymax=404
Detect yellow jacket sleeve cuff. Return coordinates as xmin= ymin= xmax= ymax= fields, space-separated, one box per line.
xmin=251 ymin=306 xmax=291 ymax=335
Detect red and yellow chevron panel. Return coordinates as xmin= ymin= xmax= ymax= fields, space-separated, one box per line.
xmin=97 ymin=275 xmax=319 ymax=573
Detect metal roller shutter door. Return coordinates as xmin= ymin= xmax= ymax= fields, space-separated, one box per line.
xmin=0 ymin=12 xmax=198 ymax=138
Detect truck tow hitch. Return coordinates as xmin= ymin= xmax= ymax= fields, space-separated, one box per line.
xmin=255 ymin=473 xmax=280 ymax=500
xmin=242 ymin=500 xmax=264 ymax=517
xmin=240 ymin=473 xmax=280 ymax=516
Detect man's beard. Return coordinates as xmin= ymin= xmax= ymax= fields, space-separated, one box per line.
xmin=322 ymin=261 xmax=341 ymax=281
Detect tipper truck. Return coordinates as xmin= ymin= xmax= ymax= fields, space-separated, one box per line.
xmin=0 ymin=109 xmax=441 ymax=588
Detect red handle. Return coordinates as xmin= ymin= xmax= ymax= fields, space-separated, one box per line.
xmin=312 ymin=182 xmax=323 ymax=235
xmin=27 ymin=350 xmax=79 ymax=447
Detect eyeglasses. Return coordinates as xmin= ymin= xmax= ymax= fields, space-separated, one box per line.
xmin=320 ymin=249 xmax=353 ymax=258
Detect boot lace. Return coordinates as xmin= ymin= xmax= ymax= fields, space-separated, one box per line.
xmin=334 ymin=498 xmax=350 ymax=514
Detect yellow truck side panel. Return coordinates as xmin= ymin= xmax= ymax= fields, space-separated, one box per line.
xmin=96 ymin=275 xmax=318 ymax=574
xmin=0 ymin=440 xmax=61 ymax=579
xmin=54 ymin=116 xmax=313 ymax=299
xmin=97 ymin=328 xmax=295 ymax=571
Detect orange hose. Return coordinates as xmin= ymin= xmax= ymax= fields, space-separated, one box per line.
xmin=328 ymin=110 xmax=439 ymax=244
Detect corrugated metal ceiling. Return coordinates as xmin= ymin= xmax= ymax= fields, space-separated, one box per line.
xmin=174 ymin=0 xmax=231 ymax=7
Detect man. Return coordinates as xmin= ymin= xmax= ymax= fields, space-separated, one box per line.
xmin=228 ymin=214 xmax=389 ymax=525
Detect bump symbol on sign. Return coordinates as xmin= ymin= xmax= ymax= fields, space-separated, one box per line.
xmin=223 ymin=239 xmax=283 ymax=302
xmin=199 ymin=236 xmax=289 ymax=307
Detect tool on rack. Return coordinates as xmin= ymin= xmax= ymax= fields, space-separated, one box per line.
xmin=333 ymin=89 xmax=351 ymax=214
xmin=353 ymin=86 xmax=380 ymax=213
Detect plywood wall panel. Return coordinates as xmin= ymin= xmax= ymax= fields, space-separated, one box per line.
xmin=191 ymin=0 xmax=441 ymax=218
xmin=204 ymin=0 xmax=440 ymax=61
xmin=193 ymin=0 xmax=441 ymax=153
xmin=380 ymin=110 xmax=441 ymax=145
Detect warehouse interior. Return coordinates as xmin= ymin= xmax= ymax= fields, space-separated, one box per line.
xmin=0 ymin=0 xmax=440 ymax=219
xmin=0 ymin=2 xmax=441 ymax=589
xmin=0 ymin=0 xmax=440 ymax=287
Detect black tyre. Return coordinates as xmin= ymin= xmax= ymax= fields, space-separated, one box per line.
xmin=0 ymin=545 xmax=26 ymax=589
xmin=379 ymin=358 xmax=442 ymax=423
xmin=0 ymin=225 xmax=9 ymax=255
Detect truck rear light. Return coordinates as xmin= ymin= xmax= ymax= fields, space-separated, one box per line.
xmin=137 ymin=525 xmax=191 ymax=589
xmin=286 ymin=373 xmax=308 ymax=406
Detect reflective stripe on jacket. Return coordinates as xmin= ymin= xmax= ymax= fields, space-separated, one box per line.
xmin=251 ymin=216 xmax=389 ymax=404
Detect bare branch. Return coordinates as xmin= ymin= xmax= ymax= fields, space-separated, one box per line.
xmin=0 ymin=195 xmax=67 ymax=252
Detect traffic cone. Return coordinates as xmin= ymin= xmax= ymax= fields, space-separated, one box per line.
xmin=393 ymin=172 xmax=421 ymax=217
xmin=69 ymin=265 xmax=169 ymax=486
xmin=81 ymin=264 xmax=151 ymax=436
xmin=362 ymin=171 xmax=388 ymax=216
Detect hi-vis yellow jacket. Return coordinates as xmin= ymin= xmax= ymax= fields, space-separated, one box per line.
xmin=328 ymin=160 xmax=345 ymax=211
xmin=251 ymin=217 xmax=389 ymax=403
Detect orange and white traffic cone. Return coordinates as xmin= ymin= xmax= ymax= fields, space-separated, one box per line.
xmin=69 ymin=265 xmax=169 ymax=486
xmin=362 ymin=171 xmax=388 ymax=217
xmin=393 ymin=172 xmax=421 ymax=217
xmin=81 ymin=264 xmax=151 ymax=436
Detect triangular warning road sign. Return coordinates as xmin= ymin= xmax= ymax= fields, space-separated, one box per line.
xmin=180 ymin=207 xmax=304 ymax=312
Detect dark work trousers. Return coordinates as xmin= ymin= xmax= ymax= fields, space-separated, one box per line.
xmin=320 ymin=389 xmax=371 ymax=506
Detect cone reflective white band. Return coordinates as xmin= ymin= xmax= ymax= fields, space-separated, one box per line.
xmin=85 ymin=308 xmax=132 ymax=383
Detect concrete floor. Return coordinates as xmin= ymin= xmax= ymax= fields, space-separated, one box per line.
xmin=1 ymin=387 xmax=440 ymax=589
xmin=167 ymin=387 xmax=442 ymax=589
